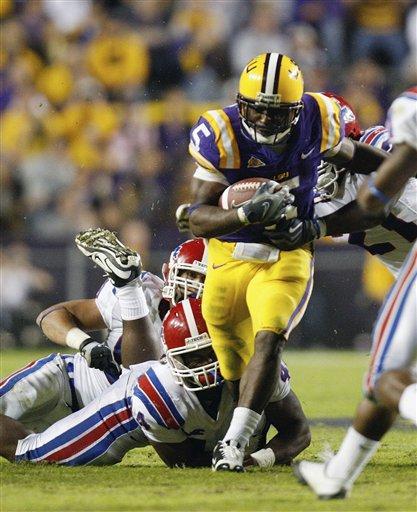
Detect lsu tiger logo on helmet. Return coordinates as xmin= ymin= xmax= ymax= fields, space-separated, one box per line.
xmin=237 ymin=53 xmax=304 ymax=145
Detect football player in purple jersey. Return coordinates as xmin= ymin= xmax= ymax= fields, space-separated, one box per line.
xmin=185 ymin=53 xmax=388 ymax=472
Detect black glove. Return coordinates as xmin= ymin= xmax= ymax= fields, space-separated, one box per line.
xmin=175 ymin=203 xmax=191 ymax=232
xmin=238 ymin=183 xmax=294 ymax=226
xmin=265 ymin=218 xmax=325 ymax=251
xmin=79 ymin=339 xmax=120 ymax=376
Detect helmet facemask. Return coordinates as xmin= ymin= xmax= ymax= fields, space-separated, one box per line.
xmin=238 ymin=93 xmax=303 ymax=145
xmin=162 ymin=261 xmax=206 ymax=305
xmin=316 ymin=161 xmax=347 ymax=200
xmin=164 ymin=334 xmax=222 ymax=392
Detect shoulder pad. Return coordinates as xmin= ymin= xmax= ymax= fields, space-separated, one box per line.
xmin=134 ymin=366 xmax=185 ymax=430
xmin=305 ymin=92 xmax=344 ymax=153
xmin=189 ymin=109 xmax=241 ymax=170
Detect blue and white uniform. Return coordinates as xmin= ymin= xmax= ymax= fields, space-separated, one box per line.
xmin=0 ymin=272 xmax=164 ymax=432
xmin=364 ymin=89 xmax=417 ymax=393
xmin=131 ymin=361 xmax=291 ymax=453
xmin=315 ymin=125 xmax=417 ymax=277
xmin=15 ymin=360 xmax=291 ymax=465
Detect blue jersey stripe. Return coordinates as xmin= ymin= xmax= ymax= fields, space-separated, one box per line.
xmin=20 ymin=398 xmax=129 ymax=460
xmin=376 ymin=272 xmax=417 ymax=375
xmin=147 ymin=367 xmax=184 ymax=426
xmin=0 ymin=354 xmax=57 ymax=395
xmin=133 ymin=386 xmax=165 ymax=427
xmin=61 ymin=417 xmax=139 ymax=466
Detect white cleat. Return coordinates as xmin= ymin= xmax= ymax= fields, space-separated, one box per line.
xmin=212 ymin=440 xmax=245 ymax=472
xmin=293 ymin=460 xmax=350 ymax=500
xmin=75 ymin=228 xmax=141 ymax=287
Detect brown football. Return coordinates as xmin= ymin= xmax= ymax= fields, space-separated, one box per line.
xmin=218 ymin=177 xmax=279 ymax=210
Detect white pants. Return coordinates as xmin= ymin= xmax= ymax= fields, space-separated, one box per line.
xmin=15 ymin=369 xmax=151 ymax=466
xmin=0 ymin=354 xmax=76 ymax=432
xmin=0 ymin=351 xmax=148 ymax=433
xmin=365 ymin=242 xmax=417 ymax=395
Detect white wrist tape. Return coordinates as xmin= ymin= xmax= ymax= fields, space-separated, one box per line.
xmin=237 ymin=207 xmax=250 ymax=225
xmin=65 ymin=328 xmax=91 ymax=350
xmin=250 ymin=448 xmax=276 ymax=468
xmin=115 ymin=280 xmax=149 ymax=320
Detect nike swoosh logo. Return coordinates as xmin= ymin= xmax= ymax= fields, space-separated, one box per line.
xmin=301 ymin=148 xmax=314 ymax=159
xmin=288 ymin=223 xmax=302 ymax=234
xmin=212 ymin=263 xmax=227 ymax=269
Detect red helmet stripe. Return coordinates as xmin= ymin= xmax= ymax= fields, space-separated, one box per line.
xmin=182 ymin=299 xmax=199 ymax=337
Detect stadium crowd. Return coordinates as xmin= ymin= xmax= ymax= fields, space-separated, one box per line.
xmin=1 ymin=0 xmax=416 ymax=345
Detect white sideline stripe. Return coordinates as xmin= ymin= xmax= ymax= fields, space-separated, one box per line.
xmin=265 ymin=53 xmax=279 ymax=95
xmin=182 ymin=299 xmax=199 ymax=337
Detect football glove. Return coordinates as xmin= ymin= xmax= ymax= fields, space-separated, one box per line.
xmin=237 ymin=183 xmax=294 ymax=226
xmin=175 ymin=203 xmax=191 ymax=232
xmin=79 ymin=338 xmax=120 ymax=376
xmin=265 ymin=218 xmax=326 ymax=251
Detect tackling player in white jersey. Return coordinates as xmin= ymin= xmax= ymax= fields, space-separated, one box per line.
xmin=294 ymin=87 xmax=417 ymax=499
xmin=0 ymin=298 xmax=310 ymax=468
xmin=0 ymin=230 xmax=207 ymax=433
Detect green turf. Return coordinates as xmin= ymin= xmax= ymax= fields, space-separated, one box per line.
xmin=1 ymin=349 xmax=416 ymax=511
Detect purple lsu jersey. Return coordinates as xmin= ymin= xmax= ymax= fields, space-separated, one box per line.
xmin=190 ymin=93 xmax=344 ymax=243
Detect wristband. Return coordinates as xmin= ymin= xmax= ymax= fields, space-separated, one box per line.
xmin=367 ymin=177 xmax=391 ymax=205
xmin=116 ymin=282 xmax=149 ymax=320
xmin=237 ymin=206 xmax=250 ymax=225
xmin=65 ymin=328 xmax=91 ymax=350
xmin=250 ymin=448 xmax=276 ymax=468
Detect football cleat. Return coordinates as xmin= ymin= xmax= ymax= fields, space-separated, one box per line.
xmin=293 ymin=461 xmax=350 ymax=500
xmin=75 ymin=228 xmax=142 ymax=287
xmin=212 ymin=440 xmax=245 ymax=472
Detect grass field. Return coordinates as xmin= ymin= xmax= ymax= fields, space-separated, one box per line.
xmin=1 ymin=349 xmax=416 ymax=512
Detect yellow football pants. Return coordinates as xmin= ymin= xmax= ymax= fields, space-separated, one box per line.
xmin=202 ymin=238 xmax=314 ymax=380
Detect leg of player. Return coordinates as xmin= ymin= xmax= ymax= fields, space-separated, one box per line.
xmin=213 ymin=331 xmax=284 ymax=472
xmin=375 ymin=369 xmax=417 ymax=425
xmin=75 ymin=228 xmax=161 ymax=367
xmin=294 ymin=244 xmax=417 ymax=498
xmin=11 ymin=372 xmax=147 ymax=466
xmin=0 ymin=414 xmax=31 ymax=462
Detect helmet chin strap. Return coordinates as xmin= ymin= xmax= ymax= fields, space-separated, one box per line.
xmin=241 ymin=120 xmax=291 ymax=146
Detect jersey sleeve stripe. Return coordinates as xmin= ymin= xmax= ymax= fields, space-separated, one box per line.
xmin=202 ymin=112 xmax=228 ymax=168
xmin=188 ymin=142 xmax=217 ymax=171
xmin=136 ymin=374 xmax=180 ymax=429
xmin=204 ymin=110 xmax=240 ymax=169
xmin=133 ymin=386 xmax=166 ymax=427
xmin=307 ymin=93 xmax=342 ymax=152
xmin=217 ymin=110 xmax=241 ymax=168
xmin=147 ymin=367 xmax=184 ymax=426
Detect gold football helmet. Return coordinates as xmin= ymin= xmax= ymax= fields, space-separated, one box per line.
xmin=237 ymin=53 xmax=304 ymax=145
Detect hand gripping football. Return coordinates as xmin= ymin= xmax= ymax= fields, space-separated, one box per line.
xmin=218 ymin=177 xmax=280 ymax=210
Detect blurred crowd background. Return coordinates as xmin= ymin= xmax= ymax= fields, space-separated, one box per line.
xmin=1 ymin=0 xmax=416 ymax=349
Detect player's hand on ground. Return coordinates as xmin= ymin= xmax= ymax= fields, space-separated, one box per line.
xmin=265 ymin=218 xmax=325 ymax=250
xmin=238 ymin=183 xmax=294 ymax=225
xmin=80 ymin=339 xmax=120 ymax=376
xmin=175 ymin=203 xmax=191 ymax=232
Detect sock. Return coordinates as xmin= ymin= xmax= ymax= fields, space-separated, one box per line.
xmin=115 ymin=279 xmax=149 ymax=320
xmin=326 ymin=427 xmax=380 ymax=485
xmin=223 ymin=407 xmax=262 ymax=449
xmin=399 ymin=383 xmax=417 ymax=425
